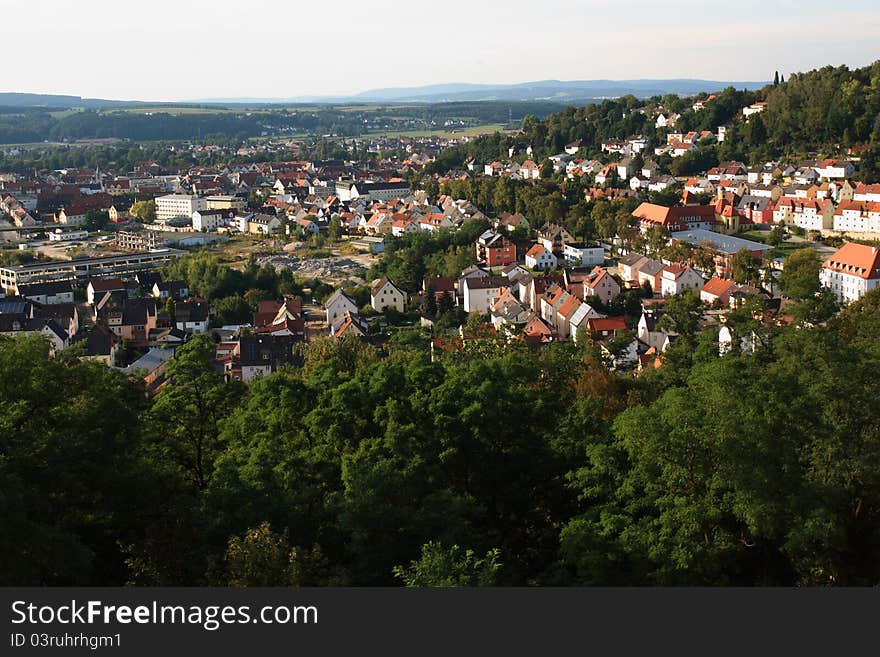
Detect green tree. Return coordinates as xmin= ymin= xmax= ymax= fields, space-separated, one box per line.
xmin=130 ymin=199 xmax=156 ymax=223
xmin=393 ymin=542 xmax=502 ymax=586
xmin=148 ymin=335 xmax=243 ymax=490
xmin=778 ymin=248 xmax=820 ymax=300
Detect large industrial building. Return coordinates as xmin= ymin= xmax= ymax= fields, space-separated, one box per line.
xmin=0 ymin=249 xmax=183 ymax=294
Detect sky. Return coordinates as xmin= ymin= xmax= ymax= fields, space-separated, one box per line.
xmin=2 ymin=0 xmax=878 ymax=101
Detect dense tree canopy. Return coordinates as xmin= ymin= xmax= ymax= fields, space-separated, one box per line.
xmin=2 ymin=287 xmax=880 ymax=586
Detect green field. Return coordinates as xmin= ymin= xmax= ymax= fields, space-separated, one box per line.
xmin=115 ymin=106 xmax=267 ymax=115
xmin=376 ymin=123 xmax=508 ymax=138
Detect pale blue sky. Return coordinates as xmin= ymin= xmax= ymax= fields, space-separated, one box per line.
xmin=2 ymin=0 xmax=877 ymax=100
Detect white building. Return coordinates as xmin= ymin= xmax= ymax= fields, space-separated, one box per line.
xmin=820 ymin=242 xmax=880 ymax=304
xmin=832 ymin=201 xmax=880 ymax=234
xmin=370 ymin=277 xmax=406 ymax=313
xmin=463 ymin=277 xmax=508 ymax=313
xmin=155 ymin=194 xmax=207 ymax=224
xmin=192 ymin=209 xmax=233 ymax=232
xmin=525 ymin=244 xmax=558 ymax=271
xmin=48 ymin=229 xmax=89 ymax=242
xmin=324 ymin=290 xmax=359 ymax=324
xmin=562 ymin=243 xmax=605 ymax=267
xmin=660 ymin=264 xmax=704 ymax=296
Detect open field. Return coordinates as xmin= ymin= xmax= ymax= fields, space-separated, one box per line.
xmin=113 ymin=106 xmax=269 ymax=115
xmin=376 ymin=123 xmax=509 ymax=138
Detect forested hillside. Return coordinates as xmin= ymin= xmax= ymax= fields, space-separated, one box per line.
xmin=429 ymin=61 xmax=880 ymax=170
xmin=2 ymin=288 xmax=879 ymax=586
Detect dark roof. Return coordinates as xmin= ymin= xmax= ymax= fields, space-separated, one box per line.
xmin=238 ymin=334 xmax=301 ymax=368
xmin=74 ymin=324 xmax=116 ymax=357
xmin=175 ymin=299 xmax=209 ymax=323
xmin=135 ymin=271 xmax=163 ymax=288
xmin=0 ymin=298 xmax=28 ymax=315
xmin=465 ymin=276 xmax=509 ymax=290
xmin=17 ymin=281 xmax=73 ymax=296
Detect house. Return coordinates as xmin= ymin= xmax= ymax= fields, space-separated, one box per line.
xmin=489 ymin=288 xmax=533 ymax=331
xmin=520 ymin=275 xmax=565 ymax=312
xmin=55 ymin=206 xmax=88 ymax=226
xmin=152 ymin=280 xmax=189 ymax=300
xmin=832 ymin=200 xmax=880 ymax=234
xmin=669 ymin=142 xmax=697 ymax=158
xmin=813 ymin=159 xmax=854 ymax=180
xmin=582 ymin=267 xmax=621 ymax=305
xmin=700 ymin=277 xmax=737 ymax=305
xmin=324 ymin=289 xmax=359 ymax=324
xmin=820 ymin=242 xmax=880 ymax=303
xmin=420 ymin=212 xmax=454 ymax=232
xmin=494 ymin=212 xmax=529 ymax=233
xmin=248 ymin=213 xmax=282 ymax=235
xmin=391 ymin=215 xmax=419 ymax=236
xmin=773 ymin=198 xmax=834 ymax=231
xmin=87 ymin=278 xmax=126 ymax=305
xmin=637 ymin=308 xmax=677 ymax=353
xmin=234 ymin=334 xmax=301 ymax=381
xmin=736 ymin=195 xmax=774 ymax=225
xmin=423 ymin=276 xmax=457 ymax=305
xmin=632 ymin=202 xmax=718 ymax=232
xmin=17 ymin=281 xmax=74 ymax=305
xmin=562 ymin=242 xmax=604 ymax=267
xmin=32 ymin=302 xmax=79 ymax=338
xmin=538 ymin=223 xmax=574 ymax=256
xmin=655 ymin=112 xmax=680 ymax=128
xmin=742 ymin=102 xmax=766 ymax=117
xmin=594 ymin=163 xmax=617 ymax=186
xmin=192 ymin=209 xmax=233 ymax=232
xmin=174 ymin=299 xmax=210 ymax=334
xmin=476 ymin=230 xmax=517 ymax=267
xmin=458 ymin=265 xmax=491 ymax=299
xmin=524 ymin=244 xmax=558 ymax=271
xmin=253 ymin=297 xmax=305 ymax=337
xmin=660 ymin=264 xmax=704 ymax=296
xmin=619 ymin=253 xmax=650 ymax=283
xmin=0 ymin=316 xmax=69 ymax=353
xmin=718 ymin=324 xmax=761 ymax=356
xmin=853 ymin=183 xmax=880 ymax=203
xmin=637 ymin=259 xmax=665 ymax=293
xmin=97 ymin=297 xmax=158 ymax=343
xmin=74 ymin=324 xmax=119 ymax=366
xmin=370 ymin=277 xmax=406 ymax=313
xmin=118 ymin=347 xmax=175 ymax=392
xmin=463 ymin=276 xmax=508 ymax=313
xmin=330 ymin=311 xmax=369 ymax=338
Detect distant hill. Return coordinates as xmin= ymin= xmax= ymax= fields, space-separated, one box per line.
xmin=0 ymin=93 xmax=143 ymax=109
xmin=1 ymin=79 xmax=769 ymax=109
xmin=202 ymin=79 xmax=769 ymax=104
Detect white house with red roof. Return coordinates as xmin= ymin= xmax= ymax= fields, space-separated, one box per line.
xmin=773 ymin=198 xmax=834 ymax=231
xmin=525 ymin=244 xmax=558 ymax=271
xmin=853 ymin=183 xmax=880 ymax=203
xmin=833 ymin=201 xmax=880 ymax=234
xmin=700 ymin=277 xmax=737 ymax=305
xmin=813 ymin=159 xmax=855 ymax=180
xmin=660 ymin=264 xmax=704 ymax=297
xmin=820 ymin=242 xmax=880 ymax=303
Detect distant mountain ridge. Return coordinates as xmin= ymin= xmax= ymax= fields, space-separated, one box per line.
xmin=0 ymin=78 xmax=769 ymax=109
xmin=202 ymin=78 xmax=769 ymax=104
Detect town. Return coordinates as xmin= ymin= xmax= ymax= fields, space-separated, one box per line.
xmin=3 ymin=56 xmax=880 ymax=591
xmin=2 ymin=100 xmax=878 ymax=388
